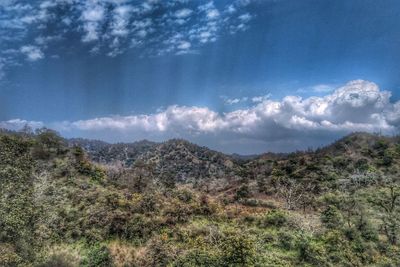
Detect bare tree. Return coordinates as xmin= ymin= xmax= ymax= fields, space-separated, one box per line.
xmin=278 ymin=179 xmax=304 ymax=210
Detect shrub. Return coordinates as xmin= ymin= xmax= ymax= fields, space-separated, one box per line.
xmin=356 ymin=218 xmax=378 ymax=242
xmin=0 ymin=243 xmax=22 ymax=267
xmin=126 ymin=214 xmax=155 ymax=243
xmin=174 ymin=188 xmax=194 ymax=203
xmin=38 ymin=252 xmax=78 ymax=267
xmin=277 ymin=230 xmax=296 ymax=250
xmin=173 ymin=249 xmax=220 ymax=267
xmin=355 ymin=158 xmax=369 ymax=172
xmin=259 ymin=209 xmax=289 ymax=228
xmin=321 ymin=205 xmax=343 ymax=229
xmin=297 ymin=236 xmax=327 ymax=266
xmin=234 ymin=184 xmax=251 ymax=201
xmin=138 ymin=237 xmax=175 ymax=267
xmin=139 ymin=194 xmax=158 ymax=213
xmin=220 ymin=233 xmax=256 ymax=266
xmin=81 ymin=244 xmax=113 ymax=267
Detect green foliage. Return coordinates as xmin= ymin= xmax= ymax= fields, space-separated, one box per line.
xmin=140 ymin=237 xmax=175 ymax=267
xmin=297 ymin=235 xmax=327 ymax=266
xmin=259 ymin=209 xmax=289 ymax=228
xmin=368 ymin=184 xmax=400 ymax=245
xmin=0 ymin=134 xmax=37 ymax=264
xmin=220 ymin=232 xmax=256 ymax=266
xmin=32 ymin=128 xmax=66 ymax=160
xmin=173 ymin=249 xmax=220 ymax=267
xmin=321 ymin=205 xmax=344 ymax=229
xmin=81 ymin=244 xmax=113 ymax=267
xmin=0 ymin=243 xmax=22 ymax=267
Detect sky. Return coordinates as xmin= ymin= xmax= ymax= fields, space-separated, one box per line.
xmin=1 ymin=0 xmax=400 ymax=154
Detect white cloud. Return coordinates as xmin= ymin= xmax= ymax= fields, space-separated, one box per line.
xmin=206 ymin=9 xmax=220 ymax=20
xmin=252 ymin=94 xmax=271 ymax=103
xmin=175 ymin=8 xmax=192 ymax=18
xmin=177 ymin=41 xmax=191 ymax=50
xmin=110 ymin=5 xmax=133 ymax=37
xmin=222 ymin=96 xmax=249 ymax=105
xmin=312 ymin=84 xmax=334 ymax=93
xmin=20 ymin=45 xmax=44 ymax=61
xmin=2 ymin=80 xmax=399 ymax=153
xmin=81 ymin=3 xmax=105 ymax=21
xmin=238 ymin=13 xmax=252 ymax=22
xmin=226 ymin=5 xmax=237 ymax=13
xmin=0 ymin=0 xmax=255 ymax=73
xmin=226 ymin=98 xmax=240 ymax=105
xmin=80 ymin=2 xmax=105 ymax=42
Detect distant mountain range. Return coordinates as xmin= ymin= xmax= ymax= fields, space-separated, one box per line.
xmin=69 ymin=132 xmax=400 ymax=187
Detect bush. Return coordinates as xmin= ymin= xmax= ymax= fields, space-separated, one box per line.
xmin=355 ymin=158 xmax=369 ymax=172
xmin=126 ymin=214 xmax=155 ymax=243
xmin=321 ymin=205 xmax=343 ymax=229
xmin=259 ymin=210 xmax=289 ymax=228
xmin=220 ymin=232 xmax=256 ymax=266
xmin=297 ymin=236 xmax=327 ymax=266
xmin=81 ymin=244 xmax=113 ymax=267
xmin=138 ymin=237 xmax=175 ymax=267
xmin=234 ymin=184 xmax=251 ymax=201
xmin=0 ymin=243 xmax=22 ymax=267
xmin=173 ymin=249 xmax=220 ymax=267
xmin=356 ymin=218 xmax=378 ymax=242
xmin=39 ymin=253 xmax=78 ymax=267
xmin=277 ymin=230 xmax=296 ymax=250
xmin=174 ymin=188 xmax=194 ymax=203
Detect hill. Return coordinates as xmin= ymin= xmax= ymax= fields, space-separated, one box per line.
xmin=68 ymin=138 xmax=158 ymax=165
xmin=1 ymin=129 xmax=399 ymax=266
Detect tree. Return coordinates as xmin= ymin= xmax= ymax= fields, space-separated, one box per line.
xmin=277 ymin=179 xmax=304 ymax=210
xmin=368 ymin=183 xmax=400 ymax=245
xmin=32 ymin=128 xmax=66 ymax=159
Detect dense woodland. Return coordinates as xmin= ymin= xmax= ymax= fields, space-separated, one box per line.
xmin=1 ymin=128 xmax=400 ymax=266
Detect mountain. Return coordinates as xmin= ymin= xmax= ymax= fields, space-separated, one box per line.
xmin=70 ymin=133 xmax=400 ymax=188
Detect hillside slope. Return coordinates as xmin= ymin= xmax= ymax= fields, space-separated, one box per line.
xmin=1 ymin=129 xmax=399 ymax=266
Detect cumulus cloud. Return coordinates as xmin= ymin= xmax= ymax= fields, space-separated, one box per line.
xmin=2 ymin=80 xmax=400 ymax=153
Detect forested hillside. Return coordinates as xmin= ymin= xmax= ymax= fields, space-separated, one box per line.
xmin=1 ymin=129 xmax=399 ymax=266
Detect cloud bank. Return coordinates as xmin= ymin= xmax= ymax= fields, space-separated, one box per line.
xmin=2 ymin=80 xmax=399 ymax=154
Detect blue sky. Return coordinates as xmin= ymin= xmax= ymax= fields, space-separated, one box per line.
xmin=1 ymin=0 xmax=400 ymax=153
